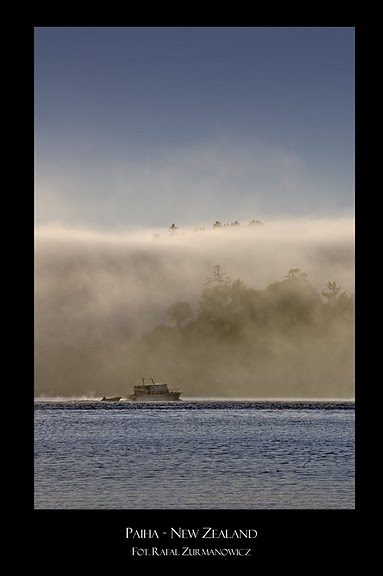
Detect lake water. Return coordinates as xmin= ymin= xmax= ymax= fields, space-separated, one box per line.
xmin=34 ymin=400 xmax=354 ymax=509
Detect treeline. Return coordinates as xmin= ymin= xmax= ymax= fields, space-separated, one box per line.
xmin=130 ymin=265 xmax=354 ymax=398
xmin=153 ymin=220 xmax=264 ymax=238
xmin=195 ymin=219 xmax=264 ymax=231
xmin=166 ymin=265 xmax=353 ymax=332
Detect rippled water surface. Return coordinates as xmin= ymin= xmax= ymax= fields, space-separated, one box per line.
xmin=34 ymin=400 xmax=354 ymax=509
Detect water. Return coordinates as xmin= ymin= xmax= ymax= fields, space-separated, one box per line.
xmin=34 ymin=400 xmax=354 ymax=509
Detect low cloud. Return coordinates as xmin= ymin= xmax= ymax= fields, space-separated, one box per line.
xmin=35 ymin=216 xmax=354 ymax=398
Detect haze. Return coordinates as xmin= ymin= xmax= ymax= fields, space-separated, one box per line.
xmin=35 ymin=28 xmax=354 ymax=398
xmin=35 ymin=217 xmax=354 ymax=398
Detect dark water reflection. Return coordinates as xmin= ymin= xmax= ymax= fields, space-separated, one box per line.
xmin=34 ymin=400 xmax=354 ymax=509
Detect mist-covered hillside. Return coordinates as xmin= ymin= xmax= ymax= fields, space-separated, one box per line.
xmin=34 ymin=218 xmax=354 ymax=398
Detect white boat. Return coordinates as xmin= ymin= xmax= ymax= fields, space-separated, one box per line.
xmin=128 ymin=378 xmax=182 ymax=401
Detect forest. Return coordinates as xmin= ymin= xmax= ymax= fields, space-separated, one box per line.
xmin=34 ymin=221 xmax=355 ymax=399
xmin=127 ymin=264 xmax=354 ymax=398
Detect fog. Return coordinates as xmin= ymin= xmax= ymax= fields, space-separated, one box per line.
xmin=35 ymin=216 xmax=354 ymax=398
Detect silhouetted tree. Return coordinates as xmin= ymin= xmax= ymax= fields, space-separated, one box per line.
xmin=322 ymin=281 xmax=353 ymax=316
xmin=198 ymin=265 xmax=232 ymax=323
xmin=286 ymin=268 xmax=308 ymax=282
xmin=265 ymin=270 xmax=321 ymax=326
xmin=322 ymin=281 xmax=341 ymax=303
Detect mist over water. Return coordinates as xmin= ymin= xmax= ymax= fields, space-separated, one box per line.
xmin=35 ymin=216 xmax=354 ymax=398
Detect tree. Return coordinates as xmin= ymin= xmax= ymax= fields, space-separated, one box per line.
xmin=265 ymin=270 xmax=321 ymax=326
xmin=322 ymin=281 xmax=353 ymax=316
xmin=204 ymin=265 xmax=231 ymax=290
xmin=286 ymin=268 xmax=308 ymax=282
xmin=167 ymin=301 xmax=193 ymax=329
xmin=198 ymin=265 xmax=232 ymax=323
xmin=322 ymin=281 xmax=341 ymax=303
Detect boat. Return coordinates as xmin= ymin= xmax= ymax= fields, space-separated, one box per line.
xmin=100 ymin=396 xmax=122 ymax=402
xmin=128 ymin=378 xmax=182 ymax=401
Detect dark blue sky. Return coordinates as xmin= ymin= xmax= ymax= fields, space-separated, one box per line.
xmin=35 ymin=27 xmax=354 ymax=229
